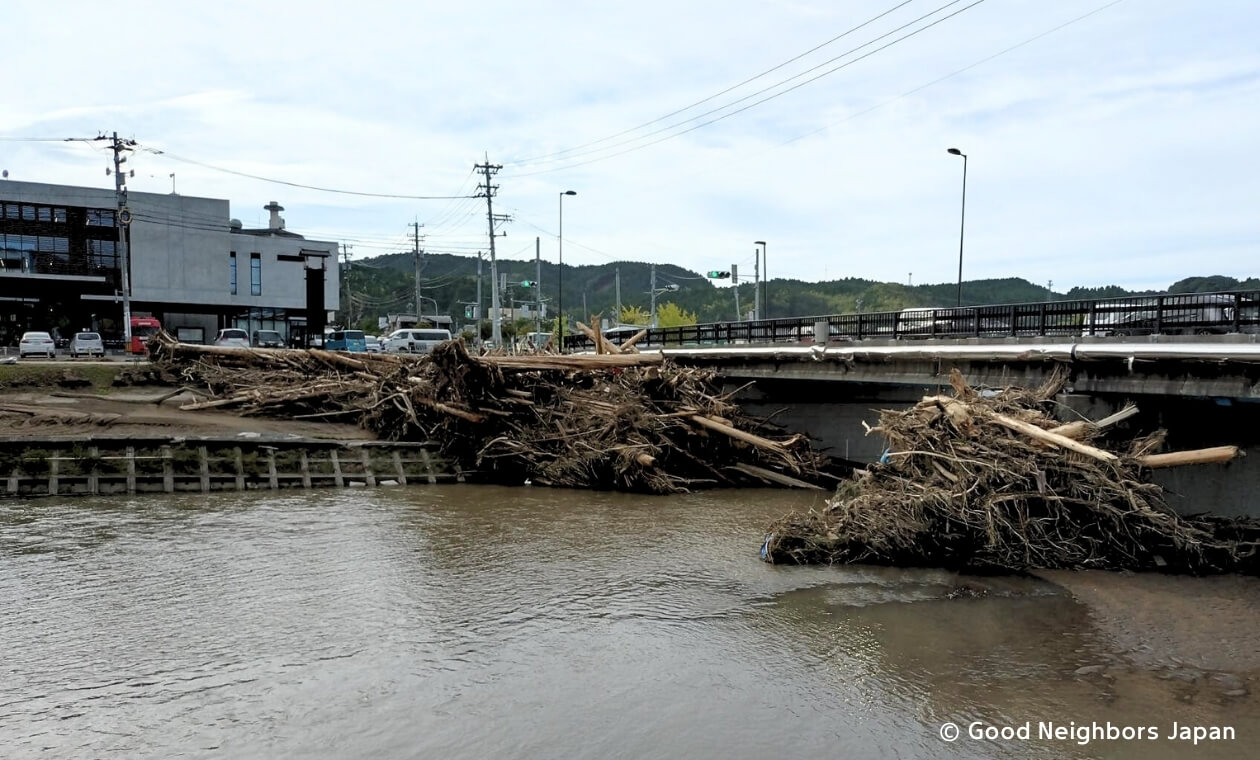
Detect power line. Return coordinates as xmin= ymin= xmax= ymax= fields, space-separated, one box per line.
xmin=769 ymin=0 xmax=1128 ymax=151
xmin=0 ymin=136 xmax=103 ymax=142
xmin=571 ymin=0 xmax=1126 ymax=234
xmin=136 ymin=145 xmax=475 ymax=200
xmin=509 ymin=0 xmax=920 ymax=165
xmin=506 ymin=0 xmax=977 ymax=175
xmin=509 ymin=0 xmax=985 ymax=176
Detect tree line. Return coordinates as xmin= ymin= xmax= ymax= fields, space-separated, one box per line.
xmin=338 ymin=251 xmax=1257 ymax=333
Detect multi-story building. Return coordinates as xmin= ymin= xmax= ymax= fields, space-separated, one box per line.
xmin=0 ymin=179 xmax=338 ymax=346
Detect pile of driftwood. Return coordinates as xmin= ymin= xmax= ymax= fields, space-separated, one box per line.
xmin=148 ymin=333 xmax=841 ymax=493
xmin=763 ymin=370 xmax=1259 ymax=574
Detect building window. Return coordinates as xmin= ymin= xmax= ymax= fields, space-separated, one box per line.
xmin=86 ymin=209 xmax=115 ymax=226
xmin=88 ymin=239 xmax=118 ymax=269
xmin=250 ymin=252 xmax=261 ymax=296
xmin=53 ymin=208 xmax=67 ymax=223
xmin=0 ymin=234 xmax=22 ymax=270
xmin=21 ymin=205 xmax=35 ymax=221
xmin=230 ymin=252 xmax=237 ymax=295
xmin=37 ymin=236 xmax=69 ymax=253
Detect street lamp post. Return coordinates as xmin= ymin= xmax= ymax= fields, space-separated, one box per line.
xmin=754 ymin=241 xmax=767 ymax=320
xmin=418 ymin=295 xmax=439 ymax=320
xmin=558 ymin=190 xmax=576 ymax=352
xmin=947 ymin=148 xmax=967 ymax=307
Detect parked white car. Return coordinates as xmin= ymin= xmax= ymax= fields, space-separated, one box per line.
xmin=384 ymin=328 xmax=452 ymax=354
xmin=214 ymin=328 xmax=251 ymax=348
xmin=19 ymin=331 xmax=56 ymax=358
xmin=69 ymin=331 xmax=105 ymax=358
xmin=364 ymin=335 xmax=382 ymax=353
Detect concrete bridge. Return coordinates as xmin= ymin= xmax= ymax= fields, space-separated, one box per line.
xmin=663 ymin=336 xmax=1260 ymax=518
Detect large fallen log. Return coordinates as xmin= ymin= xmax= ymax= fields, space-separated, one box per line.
xmin=924 ymin=395 xmax=1119 ymax=463
xmin=731 ymin=463 xmax=825 ymax=490
xmin=574 ymin=321 xmax=604 ymax=354
xmin=1137 ymin=446 xmax=1242 ymax=469
xmin=990 ymin=410 xmax=1119 ymax=463
xmin=1048 ymin=404 xmax=1139 ymax=439
xmin=689 ymin=414 xmax=788 ymax=455
xmin=617 ymin=329 xmax=649 ymax=353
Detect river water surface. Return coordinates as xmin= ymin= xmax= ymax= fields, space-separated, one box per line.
xmin=2 ymin=487 xmax=1256 ymax=759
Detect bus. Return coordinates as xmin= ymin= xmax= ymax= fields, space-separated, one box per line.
xmin=130 ymin=316 xmax=161 ymax=354
xmin=324 ymin=329 xmax=367 ymax=352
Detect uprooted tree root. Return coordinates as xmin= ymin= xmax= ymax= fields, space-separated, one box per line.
xmin=764 ymin=369 xmax=1260 ymax=574
xmin=147 ymin=333 xmax=845 ymax=494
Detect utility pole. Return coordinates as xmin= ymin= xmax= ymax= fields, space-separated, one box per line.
xmin=753 ymin=248 xmax=760 ymax=321
xmin=732 ymin=264 xmax=741 ymax=321
xmin=410 ymin=220 xmax=424 ymax=324
xmin=342 ymin=242 xmax=354 ymax=326
xmin=106 ymin=132 xmax=136 ymax=349
xmin=615 ymin=267 xmax=621 ymax=326
xmin=649 ymin=263 xmax=657 ymax=328
xmin=535 ymin=237 xmax=542 ymax=335
xmin=475 ymin=157 xmax=507 ymax=346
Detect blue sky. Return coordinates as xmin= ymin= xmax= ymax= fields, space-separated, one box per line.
xmin=3 ymin=0 xmax=1257 ymax=292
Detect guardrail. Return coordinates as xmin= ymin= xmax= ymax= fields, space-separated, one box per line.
xmin=562 ymin=291 xmax=1260 ymax=351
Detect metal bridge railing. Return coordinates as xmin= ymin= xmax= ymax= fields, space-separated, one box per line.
xmin=562 ymin=291 xmax=1260 ymax=351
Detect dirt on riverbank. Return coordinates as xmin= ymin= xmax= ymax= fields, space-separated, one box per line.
xmin=0 ymin=388 xmax=375 ymax=441
xmin=0 ymin=361 xmax=372 ymax=440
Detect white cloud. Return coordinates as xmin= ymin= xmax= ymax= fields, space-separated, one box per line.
xmin=3 ymin=0 xmax=1257 ymax=294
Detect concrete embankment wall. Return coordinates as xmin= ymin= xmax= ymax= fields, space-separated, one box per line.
xmin=0 ymin=436 xmax=461 ymax=498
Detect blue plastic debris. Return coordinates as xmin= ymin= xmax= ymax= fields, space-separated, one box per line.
xmin=760 ymin=533 xmax=774 ymax=561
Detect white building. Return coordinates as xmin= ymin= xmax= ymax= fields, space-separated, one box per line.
xmin=0 ymin=179 xmax=338 ymax=346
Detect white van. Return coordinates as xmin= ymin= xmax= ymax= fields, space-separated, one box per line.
xmin=384 ymin=328 xmax=452 ymax=354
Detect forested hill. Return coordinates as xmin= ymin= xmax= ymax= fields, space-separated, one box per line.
xmin=337 ymin=250 xmax=1257 ymax=330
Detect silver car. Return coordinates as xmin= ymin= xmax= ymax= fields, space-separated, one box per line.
xmin=19 ymin=331 xmax=56 ymax=358
xmin=214 ymin=328 xmax=251 ymax=348
xmin=69 ymin=331 xmax=105 ymax=358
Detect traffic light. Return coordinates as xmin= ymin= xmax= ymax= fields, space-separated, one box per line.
xmin=520 ymin=280 xmax=537 ymax=288
xmin=706 ymin=271 xmax=731 ymax=279
xmin=464 ymin=305 xmax=474 ymax=318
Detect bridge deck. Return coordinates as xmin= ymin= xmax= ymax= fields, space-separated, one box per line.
xmin=657 ymin=337 xmax=1260 ymax=364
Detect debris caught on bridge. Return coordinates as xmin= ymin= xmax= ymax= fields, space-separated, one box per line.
xmin=147 ymin=333 xmax=843 ymax=494
xmin=762 ymin=369 xmax=1258 ymax=574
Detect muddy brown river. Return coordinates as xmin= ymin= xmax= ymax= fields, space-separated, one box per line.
xmin=2 ymin=486 xmax=1256 ymax=758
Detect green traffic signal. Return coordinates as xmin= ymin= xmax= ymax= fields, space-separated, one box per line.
xmin=706 ymin=271 xmax=731 ymax=279
xmin=520 ymin=280 xmax=537 ymax=288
